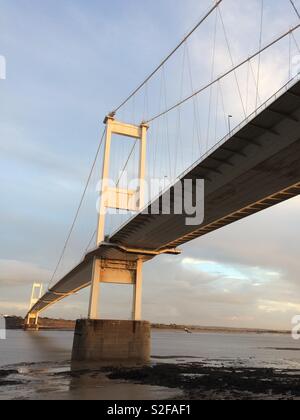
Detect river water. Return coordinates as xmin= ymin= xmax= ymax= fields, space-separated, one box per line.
xmin=0 ymin=330 xmax=300 ymax=400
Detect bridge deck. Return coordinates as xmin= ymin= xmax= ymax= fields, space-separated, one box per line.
xmin=29 ymin=78 xmax=300 ymax=316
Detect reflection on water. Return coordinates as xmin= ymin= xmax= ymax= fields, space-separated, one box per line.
xmin=0 ymin=362 xmax=180 ymax=400
xmin=0 ymin=330 xmax=74 ymax=367
xmin=1 ymin=330 xmax=300 ymax=368
xmin=152 ymin=331 xmax=300 ymax=369
xmin=1 ymin=330 xmax=300 ymax=400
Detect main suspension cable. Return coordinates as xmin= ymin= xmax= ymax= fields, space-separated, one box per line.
xmin=145 ymin=23 xmax=300 ymax=124
xmin=48 ymin=128 xmax=106 ymax=290
xmin=255 ymin=0 xmax=264 ymax=110
xmin=112 ymin=0 xmax=223 ymax=114
xmin=290 ymin=0 xmax=300 ymax=19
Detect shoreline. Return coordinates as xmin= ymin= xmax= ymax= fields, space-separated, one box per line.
xmin=4 ymin=316 xmax=290 ymax=335
xmin=152 ymin=325 xmax=290 ymax=335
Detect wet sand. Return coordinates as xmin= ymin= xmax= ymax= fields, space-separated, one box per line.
xmin=0 ymin=362 xmax=183 ymax=400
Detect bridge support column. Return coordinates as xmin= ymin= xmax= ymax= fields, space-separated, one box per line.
xmin=87 ymin=257 xmax=145 ymax=322
xmin=24 ymin=283 xmax=43 ymax=330
xmin=133 ymin=259 xmax=143 ymax=321
xmin=24 ymin=312 xmax=40 ymax=330
xmin=72 ymin=116 xmax=151 ymax=364
xmin=88 ymin=258 xmax=101 ymax=320
xmin=72 ymin=256 xmax=151 ymax=364
xmin=72 ymin=319 xmax=150 ymax=365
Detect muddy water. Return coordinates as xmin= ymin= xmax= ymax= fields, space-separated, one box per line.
xmin=0 ymin=330 xmax=299 ymax=400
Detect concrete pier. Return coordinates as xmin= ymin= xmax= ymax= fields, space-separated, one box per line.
xmin=24 ymin=324 xmax=39 ymax=331
xmin=71 ymin=319 xmax=151 ymax=364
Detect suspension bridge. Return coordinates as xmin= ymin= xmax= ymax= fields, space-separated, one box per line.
xmin=24 ymin=0 xmax=300 ymax=363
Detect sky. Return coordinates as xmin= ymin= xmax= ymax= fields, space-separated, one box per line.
xmin=0 ymin=0 xmax=300 ymax=330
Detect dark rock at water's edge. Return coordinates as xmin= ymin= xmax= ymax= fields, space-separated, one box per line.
xmin=0 ymin=369 xmax=25 ymax=388
xmin=104 ymin=363 xmax=300 ymax=400
xmin=5 ymin=316 xmax=24 ymax=330
xmin=0 ymin=370 xmax=19 ymax=378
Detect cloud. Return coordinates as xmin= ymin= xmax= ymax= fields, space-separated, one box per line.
xmin=140 ymin=195 xmax=300 ymax=330
xmin=0 ymin=301 xmax=28 ymax=313
xmin=181 ymin=257 xmax=281 ymax=284
xmin=0 ymin=259 xmax=50 ymax=286
xmin=258 ymin=300 xmax=300 ymax=314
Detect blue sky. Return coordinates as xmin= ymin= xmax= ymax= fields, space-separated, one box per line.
xmin=0 ymin=0 xmax=300 ymax=329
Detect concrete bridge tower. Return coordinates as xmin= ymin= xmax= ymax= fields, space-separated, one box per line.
xmin=72 ymin=116 xmax=151 ymax=364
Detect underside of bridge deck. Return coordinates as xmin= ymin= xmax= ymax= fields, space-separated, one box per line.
xmin=111 ymin=80 xmax=300 ymax=250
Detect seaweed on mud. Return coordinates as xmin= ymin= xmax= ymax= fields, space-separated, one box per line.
xmin=0 ymin=380 xmax=25 ymax=387
xmin=0 ymin=370 xmax=19 ymax=378
xmin=0 ymin=370 xmax=28 ymax=388
xmin=104 ymin=363 xmax=300 ymax=398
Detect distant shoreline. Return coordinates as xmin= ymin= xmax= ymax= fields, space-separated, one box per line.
xmin=4 ymin=316 xmax=290 ymax=335
xmin=152 ymin=324 xmax=290 ymax=335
